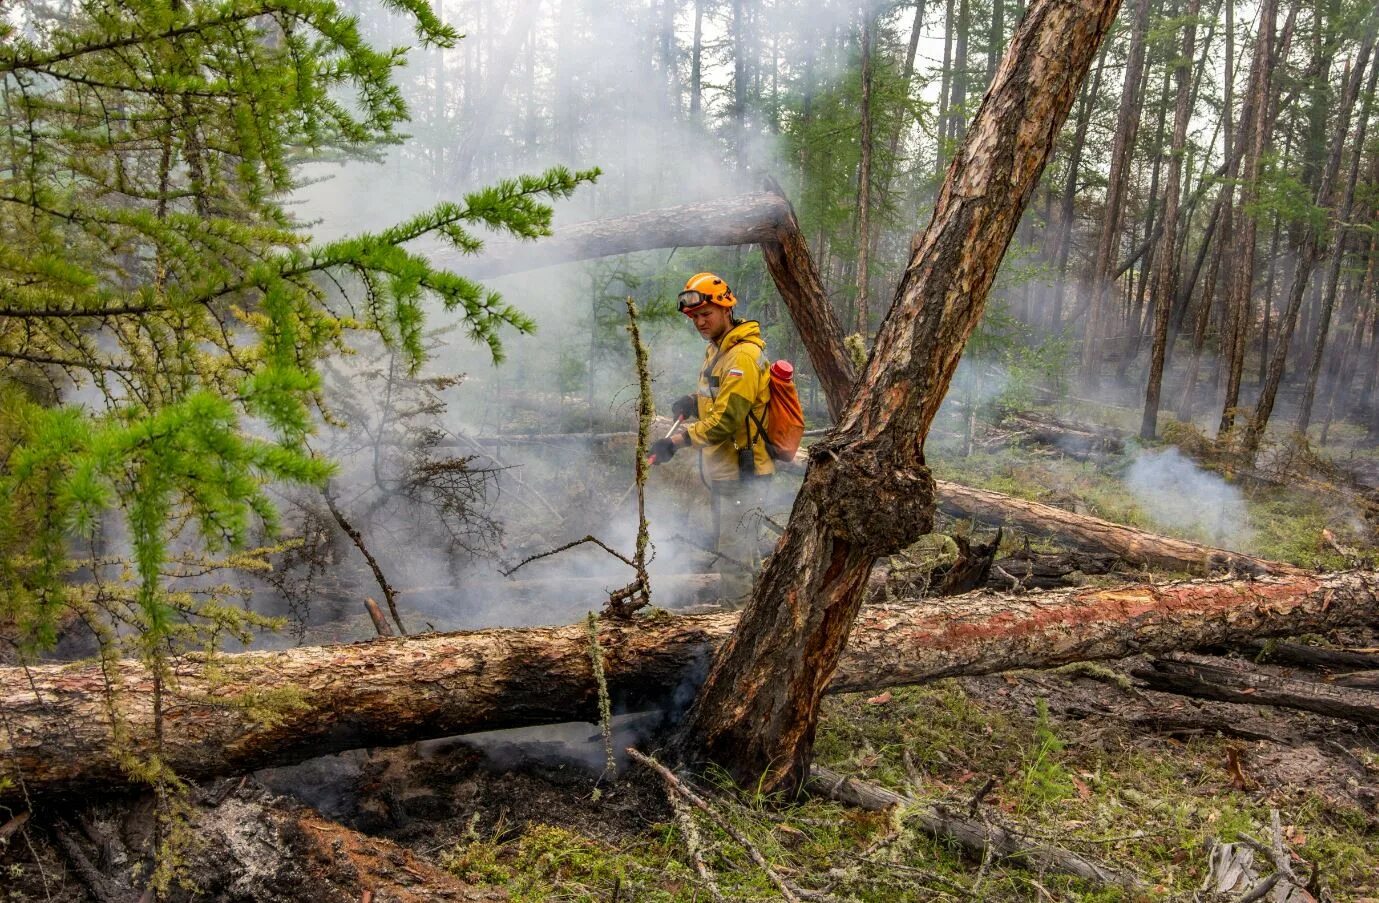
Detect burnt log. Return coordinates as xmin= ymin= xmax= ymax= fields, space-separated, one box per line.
xmin=989 ymin=546 xmax=1120 ymax=590
xmin=999 ymin=412 xmax=1127 ymax=458
xmin=1332 ymin=670 xmax=1379 ymax=691
xmin=5 ymin=571 xmax=1379 ymax=800
xmin=936 ymin=479 xmax=1298 ymax=577
xmin=1132 ymin=652 xmax=1379 ymax=725
xmin=1246 ymin=639 xmax=1379 ymax=672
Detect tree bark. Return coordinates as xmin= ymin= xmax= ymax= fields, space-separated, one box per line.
xmin=674 ymin=0 xmax=1125 ymax=796
xmin=6 ymin=571 xmax=1378 ymax=799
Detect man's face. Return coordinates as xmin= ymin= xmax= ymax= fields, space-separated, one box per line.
xmin=687 ymin=304 xmax=733 ymax=342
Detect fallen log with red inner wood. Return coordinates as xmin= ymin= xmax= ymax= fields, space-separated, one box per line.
xmin=5 ymin=570 xmax=1379 ymax=799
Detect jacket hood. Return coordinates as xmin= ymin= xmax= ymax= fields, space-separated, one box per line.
xmin=716 ymin=319 xmax=764 ymax=352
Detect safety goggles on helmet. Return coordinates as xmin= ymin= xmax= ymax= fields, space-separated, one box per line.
xmin=677 ymin=290 xmax=714 ymax=314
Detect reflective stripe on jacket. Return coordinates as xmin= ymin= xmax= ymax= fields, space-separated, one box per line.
xmin=685 ymin=319 xmax=775 ymax=483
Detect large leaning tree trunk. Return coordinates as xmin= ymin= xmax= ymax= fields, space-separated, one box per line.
xmin=5 ymin=570 xmax=1377 ymax=799
xmin=672 ymin=0 xmax=1125 ymax=795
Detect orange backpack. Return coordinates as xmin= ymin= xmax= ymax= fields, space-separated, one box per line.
xmin=751 ymin=360 xmax=806 ymax=462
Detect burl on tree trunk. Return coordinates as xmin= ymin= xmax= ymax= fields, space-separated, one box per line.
xmin=4 ymin=571 xmax=1377 ymax=799
xmin=672 ymin=0 xmax=1126 ymax=794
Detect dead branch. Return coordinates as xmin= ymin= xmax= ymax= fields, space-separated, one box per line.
xmin=627 ymin=748 xmax=803 ymax=903
xmin=53 ymin=819 xmax=130 ymax=903
xmin=666 ymin=779 xmax=726 ymax=903
xmin=807 ymin=767 xmax=1142 ymax=890
xmin=364 ymin=598 xmax=395 ymax=638
xmin=322 ymin=482 xmax=406 ymax=635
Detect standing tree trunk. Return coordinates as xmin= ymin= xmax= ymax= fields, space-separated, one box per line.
xmin=1050 ymin=42 xmax=1108 ymax=329
xmin=854 ymin=2 xmax=876 ymax=335
xmin=1216 ymin=0 xmax=1278 ymax=438
xmin=690 ymin=0 xmax=704 ymax=118
xmin=1141 ymin=0 xmax=1200 ymax=438
xmin=988 ymin=0 xmax=1005 ymax=82
xmin=1080 ymin=0 xmax=1151 ymax=380
xmin=673 ymin=0 xmax=1125 ymax=796
xmin=935 ymin=0 xmax=956 ymax=180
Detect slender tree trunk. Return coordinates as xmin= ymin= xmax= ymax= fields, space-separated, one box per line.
xmin=1051 ymin=43 xmax=1107 ymax=329
xmin=732 ymin=0 xmax=747 ymax=159
xmin=690 ymin=0 xmax=703 ymax=118
xmin=1258 ymin=211 xmax=1281 ymax=386
xmin=1216 ymin=0 xmax=1278 ymax=437
xmin=1124 ymin=67 xmax=1172 ymax=374
xmin=988 ymin=0 xmax=1006 ymax=82
xmin=674 ymin=0 xmax=1125 ymax=796
xmin=1245 ymin=17 xmax=1379 ymax=454
xmin=935 ymin=0 xmax=956 ymax=180
xmin=855 ymin=2 xmax=876 ymax=335
xmin=1141 ymin=0 xmax=1200 ymax=438
xmin=1081 ymin=0 xmax=1152 ymax=380
xmin=1297 ymin=54 xmax=1379 ymax=434
xmin=948 ymin=0 xmax=972 ymax=145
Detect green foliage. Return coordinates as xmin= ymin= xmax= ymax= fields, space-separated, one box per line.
xmin=0 ymin=6 xmax=595 ymax=875
xmin=1016 ymin=698 xmax=1074 ymax=812
xmin=0 ymin=0 xmax=597 ymax=663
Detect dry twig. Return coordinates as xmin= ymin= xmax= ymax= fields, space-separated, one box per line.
xmin=627 ymin=748 xmax=805 ymax=903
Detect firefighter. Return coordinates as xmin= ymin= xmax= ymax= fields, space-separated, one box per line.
xmin=648 ymin=272 xmax=774 ymax=607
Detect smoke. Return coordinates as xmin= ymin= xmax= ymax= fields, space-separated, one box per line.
xmin=1123 ymin=447 xmax=1256 ymax=551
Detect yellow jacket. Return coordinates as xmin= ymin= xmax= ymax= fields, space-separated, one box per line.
xmin=685 ymin=320 xmax=775 ymax=483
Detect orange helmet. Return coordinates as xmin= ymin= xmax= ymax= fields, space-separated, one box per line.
xmin=677 ymin=272 xmax=737 ymax=314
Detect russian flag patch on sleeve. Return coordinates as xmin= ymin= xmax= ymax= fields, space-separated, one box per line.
xmin=726 ymin=368 xmax=744 ymax=378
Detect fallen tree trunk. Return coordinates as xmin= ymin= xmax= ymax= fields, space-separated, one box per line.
xmin=6 ymin=570 xmax=1378 ymax=799
xmin=935 ymin=479 xmax=1298 ymax=577
xmin=464 ymin=189 xmax=857 ymax=421
xmin=1132 ymin=652 xmax=1379 ymax=724
xmin=999 ymin=412 xmax=1126 ymax=457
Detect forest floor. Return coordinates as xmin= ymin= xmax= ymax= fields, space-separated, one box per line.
xmin=4 ymin=404 xmax=1379 ymax=901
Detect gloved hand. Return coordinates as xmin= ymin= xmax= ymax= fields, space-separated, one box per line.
xmin=648 ymin=437 xmax=677 ymax=464
xmin=671 ymin=395 xmax=697 ymax=421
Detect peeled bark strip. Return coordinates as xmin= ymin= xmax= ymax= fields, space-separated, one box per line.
xmin=1132 ymin=652 xmax=1379 ymax=725
xmin=935 ymin=479 xmax=1298 ymax=577
xmin=7 ymin=570 xmax=1378 ymax=800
